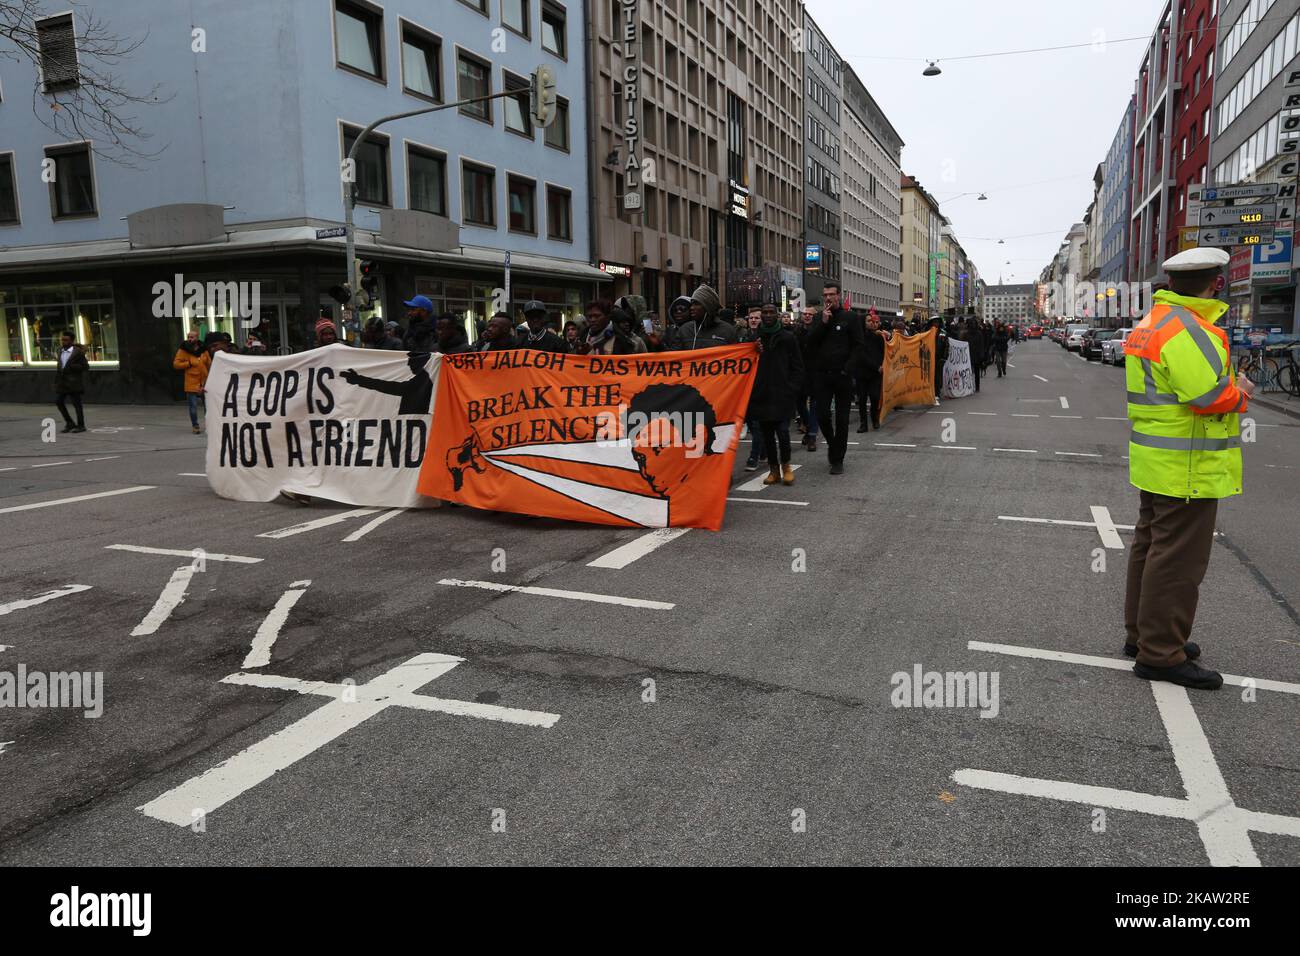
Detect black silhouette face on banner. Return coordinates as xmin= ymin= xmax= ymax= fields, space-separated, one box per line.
xmin=625 ymin=383 xmax=719 ymax=498
xmin=339 ymin=354 xmax=434 ymax=416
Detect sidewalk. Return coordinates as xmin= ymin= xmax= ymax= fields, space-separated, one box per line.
xmin=1253 ymin=391 xmax=1300 ymax=421
xmin=0 ymin=402 xmax=205 ymax=459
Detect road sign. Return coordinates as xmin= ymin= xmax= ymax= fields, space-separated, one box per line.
xmin=1201 ymin=183 xmax=1281 ymax=201
xmin=1198 ymin=202 xmax=1278 ymax=226
xmin=315 ymin=227 xmax=348 ymax=240
xmin=1252 ymin=229 xmax=1293 ymax=284
xmin=1198 ymin=225 xmax=1276 ymax=247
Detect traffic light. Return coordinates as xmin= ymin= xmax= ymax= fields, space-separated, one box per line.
xmin=530 ymin=64 xmax=557 ymax=129
xmin=327 ymin=284 xmax=352 ymax=305
xmin=359 ymin=260 xmax=380 ymax=297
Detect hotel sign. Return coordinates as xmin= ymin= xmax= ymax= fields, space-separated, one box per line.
xmin=618 ymin=0 xmax=643 ymax=213
xmin=729 ymin=179 xmax=750 ymax=219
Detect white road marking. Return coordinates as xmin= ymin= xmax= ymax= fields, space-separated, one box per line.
xmin=243 ymin=581 xmax=311 ymax=669
xmin=874 ymin=442 xmax=917 ymax=448
xmin=0 ymin=584 xmax=92 ymax=617
xmin=1089 ymin=505 xmax=1124 ymax=549
xmin=342 ymin=508 xmax=405 ymax=542
xmin=1050 ymin=415 xmax=1084 ymax=419
xmin=1059 ymin=396 xmax=1070 ymax=408
xmin=735 ymin=464 xmax=801 ymax=493
xmin=931 ymin=445 xmax=976 ymax=450
xmin=959 ymin=640 xmax=1300 ymax=864
xmin=131 ymin=566 xmax=196 ymax=637
xmin=998 ymin=512 xmax=1134 ymax=550
xmin=84 ymin=456 xmax=120 ymax=462
xmin=968 ymin=412 xmax=997 ymax=416
xmin=30 ymin=461 xmax=73 ymax=469
xmin=0 ymin=486 xmax=155 ymax=515
xmin=1011 ymin=413 xmax=1040 ymax=418
xmin=138 ymin=653 xmax=560 ymax=826
xmin=1055 ymin=451 xmax=1101 ymax=457
xmin=0 ymin=467 xmax=15 ymax=472
xmin=257 ymin=508 xmax=383 ymax=540
xmin=967 ymin=640 xmax=1300 ymax=695
xmin=1033 ymin=375 xmax=1049 ymax=383
xmin=106 ymin=544 xmax=262 ymax=564
xmin=178 ymin=472 xmax=207 ymax=477
xmin=1097 ymin=416 xmax=1128 ymax=421
xmin=993 ymin=448 xmax=1038 ymax=454
xmin=589 ymin=528 xmax=691 ymax=568
xmin=727 ymin=497 xmax=809 ymax=507
xmin=438 ymin=578 xmax=674 ymax=610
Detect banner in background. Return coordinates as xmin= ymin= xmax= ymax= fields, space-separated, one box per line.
xmin=205 ymin=344 xmax=441 ymax=508
xmin=419 ymin=344 xmax=758 ymax=530
xmin=879 ymin=328 xmax=936 ymax=423
xmin=942 ymin=338 xmax=975 ymax=399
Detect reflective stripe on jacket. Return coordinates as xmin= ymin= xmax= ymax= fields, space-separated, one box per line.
xmin=1124 ymin=293 xmax=1246 ymax=500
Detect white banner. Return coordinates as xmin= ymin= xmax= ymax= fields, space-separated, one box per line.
xmin=942 ymin=339 xmax=975 ymax=399
xmin=204 ymin=344 xmax=442 ymax=508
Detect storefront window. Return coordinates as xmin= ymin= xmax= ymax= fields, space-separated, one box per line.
xmin=1 ymin=306 xmax=21 ymax=365
xmin=0 ymin=282 xmax=120 ymax=368
xmin=78 ymin=303 xmax=118 ymax=364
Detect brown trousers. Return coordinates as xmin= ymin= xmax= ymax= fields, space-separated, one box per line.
xmin=1124 ymin=491 xmax=1219 ymax=667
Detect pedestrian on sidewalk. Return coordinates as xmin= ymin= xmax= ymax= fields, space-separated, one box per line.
xmin=748 ymin=302 xmax=803 ymax=486
xmin=807 ymin=283 xmax=865 ymax=475
xmin=1123 ymin=247 xmax=1253 ymax=691
xmin=54 ymin=330 xmax=89 ymax=433
xmin=172 ymin=329 xmax=210 ymax=433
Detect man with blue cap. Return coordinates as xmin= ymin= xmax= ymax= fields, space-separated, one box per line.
xmin=402 ymin=294 xmax=437 ymax=352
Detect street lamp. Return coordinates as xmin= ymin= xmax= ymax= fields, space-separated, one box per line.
xmin=923 ymin=61 xmax=942 ymax=76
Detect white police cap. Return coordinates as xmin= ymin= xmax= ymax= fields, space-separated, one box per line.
xmin=1162 ymin=248 xmax=1230 ymax=271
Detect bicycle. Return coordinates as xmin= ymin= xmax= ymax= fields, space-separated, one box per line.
xmin=1236 ymin=342 xmax=1300 ymax=396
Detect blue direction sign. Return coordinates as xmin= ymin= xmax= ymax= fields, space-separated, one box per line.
xmin=315 ymin=227 xmax=349 ymax=240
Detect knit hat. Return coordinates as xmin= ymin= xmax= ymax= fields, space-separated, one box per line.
xmin=691 ymin=284 xmax=720 ymax=315
xmin=315 ymin=317 xmax=337 ymax=337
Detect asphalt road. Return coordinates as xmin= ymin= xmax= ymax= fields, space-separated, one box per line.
xmin=0 ymin=340 xmax=1296 ymax=866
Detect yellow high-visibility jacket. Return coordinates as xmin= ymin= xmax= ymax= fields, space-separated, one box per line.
xmin=1124 ymin=291 xmax=1247 ymax=500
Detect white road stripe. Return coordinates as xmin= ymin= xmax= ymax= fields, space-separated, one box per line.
xmin=342 ymin=508 xmax=405 ymax=542
xmin=243 ymin=581 xmax=311 ymax=669
xmin=106 ymin=544 xmax=262 ymax=564
xmin=437 ymin=578 xmax=674 ymax=610
xmin=1011 ymin=414 xmax=1040 ymax=418
xmin=1059 ymin=396 xmax=1070 ymax=408
xmin=178 ymin=472 xmax=207 ymax=477
xmin=0 ymin=584 xmax=92 ymax=617
xmin=1050 ymin=415 xmax=1084 ymax=419
xmin=131 ymin=566 xmax=196 ymax=637
xmin=30 ymin=461 xmax=73 ymax=469
xmin=1152 ymin=683 xmax=1259 ymax=866
xmin=1097 ymin=416 xmax=1128 ymax=421
xmin=0 ymin=486 xmax=155 ymax=515
xmin=1056 ymin=451 xmax=1101 ymax=457
xmin=931 ymin=445 xmax=976 ymax=450
xmin=0 ymin=467 xmax=15 ymax=472
xmin=993 ymin=448 xmax=1038 ymax=453
xmin=1089 ymin=505 xmax=1124 ymax=549
xmin=589 ymin=528 xmax=691 ymax=569
xmin=874 ymin=442 xmax=917 ymax=448
xmin=967 ymin=640 xmax=1300 ymax=696
xmin=968 ymin=412 xmax=997 ymax=416
xmin=734 ymin=463 xmax=801 ymax=492
xmin=257 ymin=508 xmax=383 ymax=539
xmin=954 ymin=768 xmax=1192 ymax=819
xmin=1033 ymin=374 xmax=1049 ymax=382
xmin=998 ymin=515 xmax=1136 ymax=530
xmin=727 ymin=497 xmax=809 ymax=507
xmin=85 ymin=456 xmax=120 ymax=462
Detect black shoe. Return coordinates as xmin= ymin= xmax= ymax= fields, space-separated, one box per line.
xmin=1133 ymin=659 xmax=1223 ymax=690
xmin=744 ymin=458 xmax=758 ymax=472
xmin=1125 ymin=640 xmax=1200 ymax=660
xmin=71 ymin=426 xmax=86 ymax=433
xmin=856 ymin=423 xmax=869 ymax=433
xmin=829 ymin=462 xmax=844 ymax=475
xmin=61 ymin=423 xmax=75 ymax=433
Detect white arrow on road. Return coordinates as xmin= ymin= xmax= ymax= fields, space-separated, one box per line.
xmin=0 ymin=584 xmax=92 ymax=617
xmin=257 ymin=508 xmax=384 ymax=540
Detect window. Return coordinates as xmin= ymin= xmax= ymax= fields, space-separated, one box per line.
xmin=508 ymin=175 xmax=536 ymax=233
xmin=542 ymin=1 xmax=567 ymax=57
xmin=45 ymin=144 xmax=95 ymax=218
xmin=544 ymin=97 xmax=570 ymax=150
xmin=401 ymin=23 xmax=441 ymax=101
xmin=462 ymin=162 xmax=496 ymax=226
xmin=36 ymin=13 xmax=78 ymax=92
xmin=335 ymin=1 xmax=384 ymax=81
xmin=0 ymin=155 xmax=18 ymax=225
xmin=457 ymin=51 xmax=492 ymax=122
xmin=407 ymin=145 xmax=447 ymax=216
xmin=502 ymin=0 xmax=529 ymax=39
xmin=503 ymin=72 xmax=533 ymax=137
xmin=459 ymin=0 xmax=488 ymax=11
xmin=341 ymin=125 xmax=391 ymax=206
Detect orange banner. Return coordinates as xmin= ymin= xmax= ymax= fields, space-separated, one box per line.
xmin=879 ymin=328 xmax=937 ymax=424
xmin=418 ymin=344 xmax=759 ymax=530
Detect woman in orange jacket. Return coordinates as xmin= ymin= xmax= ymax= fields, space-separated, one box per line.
xmin=173 ymin=330 xmax=211 ymax=433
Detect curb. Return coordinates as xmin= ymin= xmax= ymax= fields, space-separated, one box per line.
xmin=1252 ymin=393 xmax=1300 ymax=421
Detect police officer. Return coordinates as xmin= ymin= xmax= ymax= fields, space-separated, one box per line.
xmin=1123 ymin=247 xmax=1254 ymax=691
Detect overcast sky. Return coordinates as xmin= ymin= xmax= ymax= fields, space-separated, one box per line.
xmin=807 ymin=0 xmax=1166 ymax=285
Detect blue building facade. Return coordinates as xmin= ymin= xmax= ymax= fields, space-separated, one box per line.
xmin=1098 ymin=96 xmax=1135 ymax=291
xmin=0 ymin=0 xmax=599 ymax=402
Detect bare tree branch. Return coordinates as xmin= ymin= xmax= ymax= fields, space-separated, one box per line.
xmin=1 ymin=0 xmax=172 ymax=166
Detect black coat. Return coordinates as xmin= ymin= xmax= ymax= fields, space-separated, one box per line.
xmin=518 ymin=329 xmax=569 ymax=353
xmin=747 ymin=329 xmax=805 ymax=421
xmin=807 ymin=308 xmax=865 ymax=375
xmin=861 ymin=328 xmax=886 ymax=377
xmin=404 ymin=318 xmax=438 ymax=353
xmin=54 ymin=348 xmax=88 ymax=395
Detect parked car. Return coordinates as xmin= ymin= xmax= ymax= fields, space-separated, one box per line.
xmin=1102 ymin=328 xmax=1133 ymax=365
xmin=1083 ymin=330 xmax=1115 ymax=361
xmin=1065 ymin=325 xmax=1091 ymax=352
